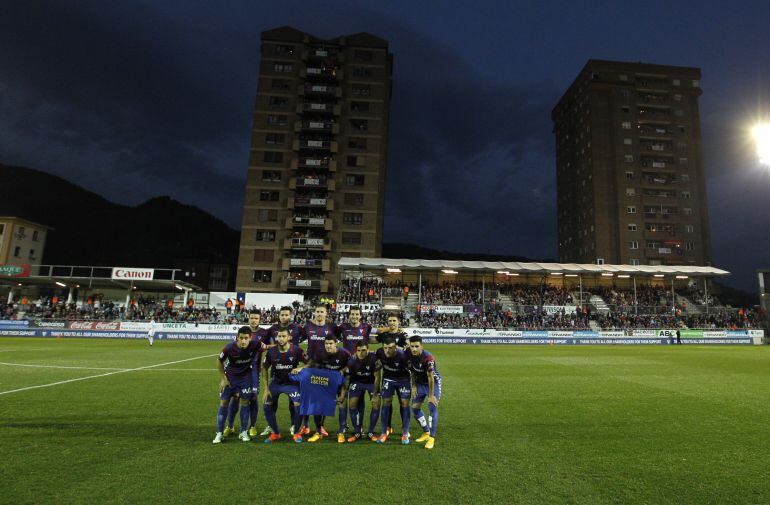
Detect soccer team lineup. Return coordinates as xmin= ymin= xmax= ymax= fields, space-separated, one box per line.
xmin=209 ymin=304 xmax=441 ymax=448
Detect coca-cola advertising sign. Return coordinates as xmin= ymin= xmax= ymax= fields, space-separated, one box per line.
xmin=67 ymin=321 xmax=120 ymax=330
xmin=111 ymin=268 xmax=154 ymax=280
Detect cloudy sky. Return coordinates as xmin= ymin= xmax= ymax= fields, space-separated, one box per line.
xmin=1 ymin=1 xmax=768 ymax=290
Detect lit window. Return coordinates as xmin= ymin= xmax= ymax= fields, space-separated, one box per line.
xmin=623 ymin=138 xmax=632 ymax=145
xmin=628 ymin=223 xmax=637 ymax=231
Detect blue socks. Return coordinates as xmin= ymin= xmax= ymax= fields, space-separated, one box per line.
xmin=413 ymin=407 xmax=428 ymax=431
xmin=401 ymin=403 xmax=411 ymax=434
xmin=338 ymin=404 xmax=348 ymax=434
xmin=239 ymin=402 xmax=250 ymax=431
xmin=227 ymin=399 xmax=238 ymax=428
xmin=368 ymin=406 xmax=380 ymax=435
xmin=428 ymin=403 xmax=438 ymax=437
xmin=249 ymin=400 xmax=259 ymax=428
xmin=380 ymin=405 xmax=392 ymax=435
xmin=217 ymin=404 xmax=227 ymax=433
xmin=263 ymin=403 xmax=279 ymax=434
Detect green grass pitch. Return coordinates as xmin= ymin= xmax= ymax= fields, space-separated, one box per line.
xmin=1 ymin=337 xmax=769 ymax=504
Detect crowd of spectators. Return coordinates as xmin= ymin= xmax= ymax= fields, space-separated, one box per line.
xmin=415 ymin=307 xmax=590 ymax=330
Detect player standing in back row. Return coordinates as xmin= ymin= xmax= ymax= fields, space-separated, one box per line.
xmin=375 ymin=336 xmax=412 ymax=445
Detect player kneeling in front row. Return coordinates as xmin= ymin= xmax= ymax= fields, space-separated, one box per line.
xmin=345 ymin=340 xmax=382 ymax=443
xmin=213 ymin=326 xmax=268 ymax=444
xmin=261 ymin=329 xmax=308 ymax=443
xmin=408 ymin=335 xmax=442 ymax=450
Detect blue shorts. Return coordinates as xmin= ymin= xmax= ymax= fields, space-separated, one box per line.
xmin=380 ymin=379 xmax=411 ymax=400
xmin=413 ymin=377 xmax=442 ymax=404
xmin=266 ymin=382 xmax=300 ymax=406
xmin=348 ymin=382 xmax=374 ymax=399
xmin=220 ymin=375 xmax=254 ymax=401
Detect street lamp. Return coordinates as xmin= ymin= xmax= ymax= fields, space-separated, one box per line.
xmin=752 ymin=123 xmax=770 ymax=166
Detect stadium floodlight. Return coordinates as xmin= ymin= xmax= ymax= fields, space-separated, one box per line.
xmin=601 ymin=273 xmax=614 ymax=277
xmin=507 ymin=272 xmax=519 ymax=276
xmin=496 ymin=270 xmax=508 ymax=275
xmin=550 ymin=272 xmax=563 ymax=276
xmin=174 ymin=284 xmax=185 ymax=290
xmin=617 ymin=274 xmax=630 ymax=278
xmin=752 ymin=123 xmax=770 ymax=165
xmin=441 ymin=269 xmax=458 ymax=274
xmin=565 ymin=274 xmax=578 ymax=277
xmin=654 ymin=274 xmax=665 ymax=278
xmin=676 ymin=275 xmax=688 ymax=279
xmin=55 ymin=281 xmax=66 ymax=287
xmin=386 ymin=268 xmax=401 ymax=273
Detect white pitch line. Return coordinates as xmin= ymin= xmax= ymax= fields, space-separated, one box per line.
xmin=0 ymin=362 xmax=125 ymax=371
xmin=0 ymin=354 xmax=216 ymax=396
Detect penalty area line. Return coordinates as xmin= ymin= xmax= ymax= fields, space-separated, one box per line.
xmin=0 ymin=354 xmax=216 ymax=396
xmin=0 ymin=362 xmax=126 ymax=371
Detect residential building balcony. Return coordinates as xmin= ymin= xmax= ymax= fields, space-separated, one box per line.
xmin=295 ymin=120 xmax=339 ymax=133
xmin=286 ymin=216 xmax=333 ymax=230
xmin=288 ymin=196 xmax=334 ymax=210
xmin=281 ymin=258 xmax=331 ymax=271
xmin=284 ymin=237 xmax=332 ymax=251
xmin=281 ymin=278 xmax=330 ymax=292
xmin=291 ymin=157 xmax=337 ymax=171
xmin=289 ymin=176 xmax=335 ymax=190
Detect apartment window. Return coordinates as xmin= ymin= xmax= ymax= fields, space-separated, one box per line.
xmin=273 ymin=63 xmax=293 ymax=73
xmin=625 ymin=170 xmax=634 ymax=179
xmin=259 ymin=191 xmax=280 ymax=202
xmin=673 ymin=79 xmax=681 ymax=86
xmin=692 ymin=80 xmax=700 ymax=88
xmin=347 ymin=156 xmax=359 ymax=167
xmin=674 ymin=109 xmax=684 ymax=117
xmin=18 ymin=226 xmax=25 ymax=237
xmin=678 ymin=125 xmax=686 ymax=133
xmin=623 ymin=138 xmax=632 ymax=145
xmin=619 ymin=74 xmax=628 ymax=81
xmin=630 ymin=259 xmax=640 ymax=266
xmin=13 ymin=246 xmax=20 ymax=257
xmin=626 ymin=206 xmax=636 ymax=214
xmin=624 ymin=155 xmax=634 ymax=163
xmin=686 ymin=242 xmax=695 ymax=251
xmin=621 ymin=90 xmax=630 ymax=98
xmin=342 ymin=232 xmax=362 ymax=245
xmin=350 ymin=101 xmax=370 ymax=113
xmin=343 ymin=213 xmax=363 ymax=225
xmin=626 ymin=188 xmax=636 ymax=197
xmin=596 ymin=258 xmax=605 ymax=265
xmin=351 ymin=84 xmax=370 ymax=96
xmin=274 ymin=44 xmax=294 ymax=55
xmin=32 ymin=230 xmax=39 ymax=241
xmin=265 ymin=133 xmax=285 ymax=145
xmin=255 ymin=230 xmax=276 ymax=242
xmin=269 ymin=96 xmax=288 ymax=108
xmin=271 ymin=79 xmax=290 ymax=91
xmin=591 ymin=73 xmax=600 ymax=81
xmin=685 ymin=225 xmax=694 ymax=233
xmin=353 ymin=50 xmax=373 ymax=61
xmin=673 ymin=94 xmax=682 ymax=102
xmin=258 ymin=209 xmax=278 ymax=222
xmin=350 ymin=119 xmax=368 ymax=131
xmin=344 ymin=193 xmax=364 ymax=206
xmin=629 ymin=241 xmax=639 ymax=250
xmin=263 ymin=152 xmax=283 ymax=163
xmin=679 ymin=157 xmax=688 ymax=165
xmin=345 ymin=174 xmax=365 ymax=186
xmin=352 ymin=67 xmax=372 ymax=78
xmin=348 ymin=138 xmax=367 ymax=149
xmin=628 ymin=223 xmax=637 ymax=231
xmin=683 ymin=208 xmax=693 ymax=215
xmin=28 ymin=249 xmax=35 ymax=259
xmin=0 ymin=224 xmax=4 ymax=235
xmin=262 ymin=170 xmax=281 ymax=182
xmin=267 ymin=115 xmax=287 ymax=126
xmin=621 ymin=121 xmax=631 ymax=129
xmin=252 ymin=270 xmax=272 ymax=283
xmin=681 ymin=191 xmax=691 ymax=199
xmin=681 ymin=174 xmax=690 ymax=181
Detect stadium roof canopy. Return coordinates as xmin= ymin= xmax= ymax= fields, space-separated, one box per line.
xmin=337 ymin=258 xmax=730 ymax=277
xmin=0 ymin=265 xmax=201 ymax=292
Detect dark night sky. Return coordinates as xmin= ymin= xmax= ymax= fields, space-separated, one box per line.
xmin=1 ymin=1 xmax=769 ymax=290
